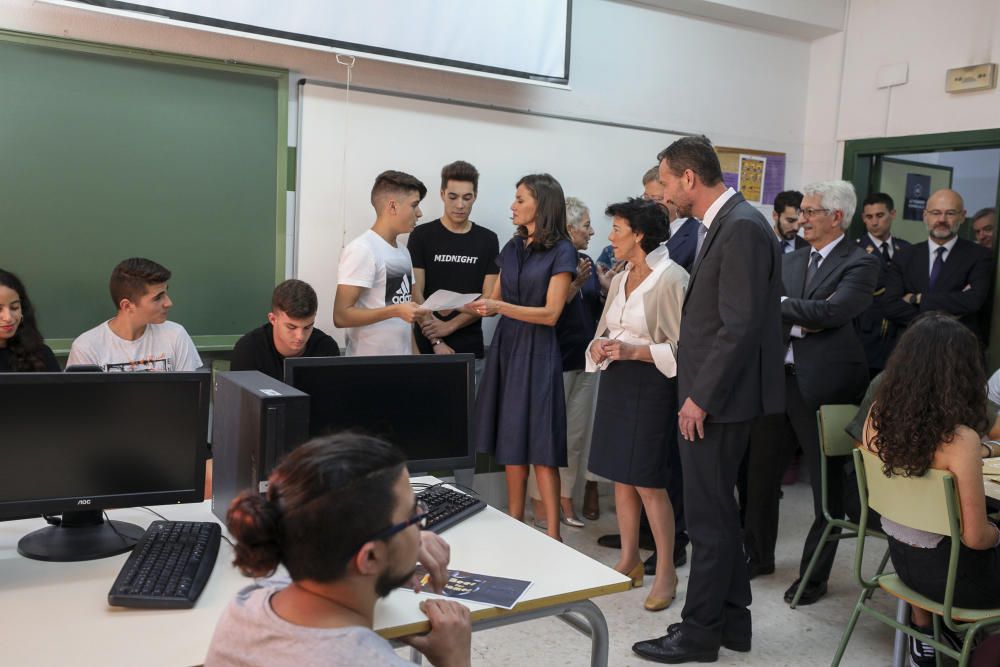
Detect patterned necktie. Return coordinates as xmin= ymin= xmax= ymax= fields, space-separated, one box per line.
xmin=928 ymin=246 xmax=946 ymax=290
xmin=805 ymin=251 xmax=821 ymax=290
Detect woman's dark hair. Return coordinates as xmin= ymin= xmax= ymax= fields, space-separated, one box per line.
xmin=227 ymin=433 xmax=407 ymax=581
xmin=605 ymin=198 xmax=670 ymax=254
xmin=0 ymin=269 xmax=49 ymax=371
xmin=870 ymin=312 xmax=989 ymax=477
xmin=514 ymin=173 xmax=570 ymax=250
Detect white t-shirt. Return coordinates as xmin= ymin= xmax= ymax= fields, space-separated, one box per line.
xmin=67 ymin=320 xmax=202 ymax=372
xmin=337 ymin=229 xmax=414 ymax=356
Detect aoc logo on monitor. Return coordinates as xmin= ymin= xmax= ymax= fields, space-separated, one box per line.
xmin=77 ymin=499 xmax=92 ymax=505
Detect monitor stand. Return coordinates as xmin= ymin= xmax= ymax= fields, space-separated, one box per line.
xmin=17 ymin=510 xmax=145 ymax=562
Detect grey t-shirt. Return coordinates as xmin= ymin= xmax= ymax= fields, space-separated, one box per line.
xmin=205 ymin=581 xmax=413 ymax=667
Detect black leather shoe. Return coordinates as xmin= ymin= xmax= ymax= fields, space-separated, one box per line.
xmin=632 ymin=626 xmax=719 ymax=664
xmin=747 ymin=561 xmax=774 ymax=580
xmin=666 ymin=623 xmax=750 ymax=653
xmin=674 ymin=541 xmax=687 ymax=568
xmin=783 ymin=578 xmax=827 ymax=606
xmin=644 ymin=551 xmax=657 ymax=575
xmin=597 ymin=533 xmax=621 ymax=548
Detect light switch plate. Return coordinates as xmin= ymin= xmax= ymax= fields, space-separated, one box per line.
xmin=945 ymin=63 xmax=997 ymax=93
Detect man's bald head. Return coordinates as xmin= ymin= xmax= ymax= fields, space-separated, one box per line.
xmin=923 ymin=188 xmax=966 ymax=242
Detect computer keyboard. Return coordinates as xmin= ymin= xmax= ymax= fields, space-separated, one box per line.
xmin=417 ymin=485 xmax=487 ymax=533
xmin=108 ymin=520 xmax=221 ymax=609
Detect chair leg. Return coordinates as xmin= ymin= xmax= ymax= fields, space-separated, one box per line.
xmin=958 ymin=623 xmax=980 ymax=667
xmin=791 ymin=521 xmax=833 ymax=609
xmin=831 ymin=588 xmax=869 ymax=666
xmin=864 ymin=546 xmax=892 ymax=603
xmin=932 ymin=615 xmax=943 ymax=667
xmin=891 ymin=599 xmax=909 ymax=667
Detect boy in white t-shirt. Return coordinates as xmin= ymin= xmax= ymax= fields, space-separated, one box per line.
xmin=333 ymin=170 xmax=425 ymax=356
xmin=68 ymin=257 xmax=202 ymax=372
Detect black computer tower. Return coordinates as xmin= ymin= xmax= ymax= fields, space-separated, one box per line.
xmin=211 ymin=371 xmax=310 ymax=522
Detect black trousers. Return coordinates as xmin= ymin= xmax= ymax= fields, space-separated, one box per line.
xmin=786 ymin=371 xmax=849 ymax=585
xmin=742 ymin=412 xmax=799 ymax=570
xmin=678 ymin=420 xmax=753 ymax=647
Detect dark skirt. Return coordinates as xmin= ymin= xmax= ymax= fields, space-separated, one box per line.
xmin=588 ymin=360 xmax=677 ymax=488
xmin=887 ymin=531 xmax=1000 ymax=609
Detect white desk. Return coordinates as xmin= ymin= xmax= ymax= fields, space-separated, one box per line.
xmin=0 ymin=481 xmax=629 ymax=667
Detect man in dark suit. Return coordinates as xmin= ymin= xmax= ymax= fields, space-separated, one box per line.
xmin=632 ymin=135 xmax=784 ymax=663
xmin=776 ymin=182 xmax=880 ymax=606
xmin=854 ymin=192 xmax=911 ymax=378
xmin=642 ymin=165 xmax=700 ymax=272
xmin=884 ymin=188 xmax=994 ymax=343
xmin=772 ymin=190 xmax=808 ymax=254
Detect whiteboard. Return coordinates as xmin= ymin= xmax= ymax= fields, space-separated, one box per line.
xmin=296 ymin=82 xmax=683 ymax=343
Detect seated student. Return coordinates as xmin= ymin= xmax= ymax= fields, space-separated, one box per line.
xmin=206 ymin=433 xmax=471 ymax=667
xmin=0 ymin=269 xmax=59 ymax=372
xmin=231 ymin=279 xmax=340 ymax=380
xmin=68 ymin=257 xmax=201 ymax=371
xmin=863 ymin=312 xmax=1000 ymax=666
xmin=334 ymin=171 xmax=425 ymax=356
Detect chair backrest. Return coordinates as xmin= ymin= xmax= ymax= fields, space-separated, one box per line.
xmin=856 ymin=447 xmax=958 ymax=537
xmin=818 ymin=404 xmax=860 ymax=457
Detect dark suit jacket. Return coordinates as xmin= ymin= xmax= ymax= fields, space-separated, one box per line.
xmin=853 ymin=236 xmax=912 ymax=370
xmin=678 ymin=192 xmax=784 ymax=423
xmin=782 ymin=239 xmax=879 ymax=407
xmin=666 ymin=217 xmax=700 ymax=273
xmin=883 ymin=237 xmax=994 ymax=341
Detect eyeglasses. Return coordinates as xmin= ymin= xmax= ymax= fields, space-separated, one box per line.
xmin=364 ymin=500 xmax=429 ymax=545
xmin=925 ymin=209 xmax=962 ymax=218
xmin=796 ymin=207 xmax=831 ymax=219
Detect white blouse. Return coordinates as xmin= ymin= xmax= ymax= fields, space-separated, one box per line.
xmin=586 ymin=255 xmax=677 ymax=378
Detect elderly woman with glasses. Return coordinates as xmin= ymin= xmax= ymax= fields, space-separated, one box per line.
xmin=587 ymin=198 xmax=688 ymax=612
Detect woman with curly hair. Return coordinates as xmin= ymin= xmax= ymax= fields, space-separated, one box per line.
xmin=863 ymin=312 xmax=1000 ymax=647
xmin=0 ymin=269 xmax=59 ymax=372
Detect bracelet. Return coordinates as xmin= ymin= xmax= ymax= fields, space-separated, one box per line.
xmin=431 ymin=339 xmax=443 ymax=346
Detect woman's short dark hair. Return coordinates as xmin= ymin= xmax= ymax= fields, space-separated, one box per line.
xmin=515 ymin=173 xmax=570 ymax=250
xmin=0 ymin=269 xmax=49 ymax=371
xmin=227 ymin=433 xmax=407 ymax=582
xmin=870 ymin=312 xmax=989 ymax=477
xmin=604 ymin=198 xmax=670 ymax=254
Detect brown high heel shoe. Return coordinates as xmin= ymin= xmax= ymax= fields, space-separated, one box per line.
xmin=618 ymin=562 xmax=644 ymax=588
xmin=644 ymin=579 xmax=678 ymax=612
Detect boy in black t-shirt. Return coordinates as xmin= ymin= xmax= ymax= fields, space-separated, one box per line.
xmin=408 ymin=161 xmax=499 ymax=371
xmin=231 ymin=279 xmax=339 ymax=381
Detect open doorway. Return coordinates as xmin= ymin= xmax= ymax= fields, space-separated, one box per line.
xmin=843 ymin=129 xmax=1000 ymax=364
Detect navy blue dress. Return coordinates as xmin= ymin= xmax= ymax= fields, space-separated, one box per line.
xmin=474 ymin=237 xmax=578 ymax=466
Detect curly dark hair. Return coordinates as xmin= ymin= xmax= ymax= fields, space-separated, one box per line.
xmin=0 ymin=269 xmax=49 ymax=372
xmin=869 ymin=312 xmax=988 ymax=477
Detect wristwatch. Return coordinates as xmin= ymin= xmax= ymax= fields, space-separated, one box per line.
xmin=431 ymin=339 xmax=443 ymax=347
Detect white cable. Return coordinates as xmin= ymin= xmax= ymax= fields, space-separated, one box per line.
xmin=336 ymin=54 xmax=356 ymax=251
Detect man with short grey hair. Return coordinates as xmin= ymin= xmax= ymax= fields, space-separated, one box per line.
xmin=766 ymin=180 xmax=879 ymax=607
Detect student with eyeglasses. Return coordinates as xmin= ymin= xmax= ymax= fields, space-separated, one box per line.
xmin=206 ymin=434 xmax=471 ymax=667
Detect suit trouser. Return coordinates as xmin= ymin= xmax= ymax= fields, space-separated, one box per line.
xmin=786 ymin=369 xmax=849 ymax=585
xmin=742 ymin=411 xmax=799 ymax=569
xmin=528 ymin=369 xmax=600 ymax=501
xmin=678 ymin=420 xmax=752 ymax=647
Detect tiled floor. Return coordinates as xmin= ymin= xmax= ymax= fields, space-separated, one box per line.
xmin=420 ymin=480 xmax=904 ymax=666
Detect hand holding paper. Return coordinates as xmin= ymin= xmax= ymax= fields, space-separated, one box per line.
xmin=418 ymin=290 xmax=481 ymax=312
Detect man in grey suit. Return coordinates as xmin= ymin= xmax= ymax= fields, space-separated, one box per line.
xmin=633 ymin=136 xmax=784 ymax=664
xmin=778 ymin=181 xmax=879 ymax=607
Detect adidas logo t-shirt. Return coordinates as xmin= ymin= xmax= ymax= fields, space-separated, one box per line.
xmin=337 ymin=229 xmax=415 ymax=356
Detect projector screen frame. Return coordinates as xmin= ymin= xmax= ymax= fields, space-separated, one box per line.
xmin=45 ymin=0 xmax=573 ymax=87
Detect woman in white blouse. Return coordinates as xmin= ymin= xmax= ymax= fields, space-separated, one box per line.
xmin=586 ymin=198 xmax=689 ymax=612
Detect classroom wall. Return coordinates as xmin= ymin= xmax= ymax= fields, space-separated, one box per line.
xmin=800 ymin=0 xmax=1000 ymax=183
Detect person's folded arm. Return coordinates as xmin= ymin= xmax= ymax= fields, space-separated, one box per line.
xmin=780 ymin=254 xmax=880 ymax=330
xmin=920 ymin=254 xmax=994 ymax=316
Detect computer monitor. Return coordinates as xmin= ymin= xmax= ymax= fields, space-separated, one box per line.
xmin=0 ymin=372 xmax=210 ymax=562
xmin=284 ymin=355 xmax=475 ymax=473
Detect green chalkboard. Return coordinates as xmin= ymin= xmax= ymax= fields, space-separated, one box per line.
xmin=0 ymin=30 xmax=288 ymax=353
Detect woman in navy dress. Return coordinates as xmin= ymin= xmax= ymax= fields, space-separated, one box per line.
xmin=471 ymin=174 xmax=577 ymax=541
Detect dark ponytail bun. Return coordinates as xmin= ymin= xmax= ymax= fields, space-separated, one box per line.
xmin=226 ymin=489 xmax=282 ymax=577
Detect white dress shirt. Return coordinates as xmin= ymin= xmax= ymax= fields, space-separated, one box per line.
xmin=670 ymin=217 xmax=687 ymax=236
xmin=702 ymin=188 xmax=737 ymax=231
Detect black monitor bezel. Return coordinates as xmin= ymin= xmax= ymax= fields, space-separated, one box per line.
xmin=0 ymin=371 xmax=210 ymax=521
xmin=283 ymin=354 xmax=475 ymax=474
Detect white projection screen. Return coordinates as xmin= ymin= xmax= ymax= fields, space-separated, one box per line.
xmin=53 ymin=0 xmax=573 ymax=84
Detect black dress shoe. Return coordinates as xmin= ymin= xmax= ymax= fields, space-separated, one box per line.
xmin=674 ymin=541 xmax=687 ymax=568
xmin=633 ymin=626 xmax=719 ymax=664
xmin=747 ymin=560 xmax=774 ymax=580
xmin=666 ymin=623 xmax=750 ymax=653
xmin=597 ymin=533 xmax=621 ymax=548
xmin=783 ymin=578 xmax=828 ymax=606
xmin=644 ymin=551 xmax=657 ymax=575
